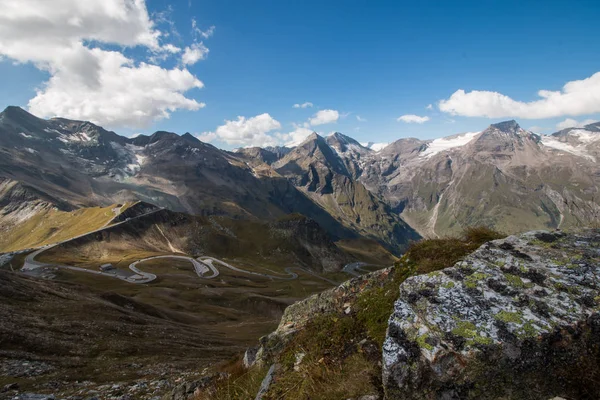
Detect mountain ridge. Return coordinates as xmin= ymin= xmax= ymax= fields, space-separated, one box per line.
xmin=0 ymin=106 xmax=417 ymax=253
xmin=2 ymin=105 xmax=600 ymax=247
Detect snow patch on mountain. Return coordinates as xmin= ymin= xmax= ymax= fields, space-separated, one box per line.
xmin=420 ymin=131 xmax=480 ymax=158
xmin=19 ymin=132 xmax=33 ymax=139
xmin=541 ymin=136 xmax=596 ymax=161
xmin=361 ymin=142 xmax=389 ymax=152
xmin=570 ymin=129 xmax=600 ymax=144
xmin=331 ymin=142 xmax=365 ymax=155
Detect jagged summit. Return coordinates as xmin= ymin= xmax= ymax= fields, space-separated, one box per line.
xmin=326 ymin=131 xmax=370 ymax=154
xmin=489 ymin=119 xmax=520 ymax=132
xmin=584 ymin=121 xmax=600 ymax=132
xmin=301 ymin=131 xmax=322 ymax=143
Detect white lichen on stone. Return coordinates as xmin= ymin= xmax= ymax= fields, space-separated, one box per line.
xmin=383 ymin=229 xmax=600 ymax=399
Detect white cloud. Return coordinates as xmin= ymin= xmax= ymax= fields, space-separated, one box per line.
xmin=192 ymin=18 xmax=215 ymax=39
xmin=397 ymin=114 xmax=430 ymax=124
xmin=162 ymin=44 xmax=182 ymax=54
xmin=356 ymin=115 xmax=367 ymax=122
xmin=293 ymin=102 xmax=313 ymax=109
xmin=181 ymin=42 xmax=209 ymax=65
xmin=556 ymin=118 xmax=597 ymax=131
xmin=195 ymin=131 xmax=217 ymax=143
xmin=198 ymin=113 xmax=282 ymax=147
xmin=279 ymin=126 xmax=314 ymax=147
xmin=439 ymin=71 xmax=600 ymax=119
xmin=309 ymin=109 xmax=339 ymax=126
xmin=426 ymin=104 xmax=433 ymax=110
xmin=0 ymin=0 xmax=209 ymax=128
xmin=528 ymin=126 xmax=546 ymax=133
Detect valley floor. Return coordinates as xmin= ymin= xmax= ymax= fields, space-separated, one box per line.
xmin=0 ymin=245 xmax=374 ymax=399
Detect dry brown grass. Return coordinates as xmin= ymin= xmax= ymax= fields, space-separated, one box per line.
xmin=404 ymin=226 xmax=504 ymax=274
xmin=194 ymin=357 xmax=267 ymax=400
xmin=0 ymin=202 xmax=138 ymax=252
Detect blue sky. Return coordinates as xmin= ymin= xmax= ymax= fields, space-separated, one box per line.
xmin=1 ymin=0 xmax=599 ymax=148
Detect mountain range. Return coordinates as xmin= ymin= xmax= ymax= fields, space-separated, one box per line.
xmin=1 ymin=105 xmax=600 ymax=253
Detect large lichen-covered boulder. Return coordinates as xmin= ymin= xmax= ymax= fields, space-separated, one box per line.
xmin=383 ymin=230 xmax=600 ymax=400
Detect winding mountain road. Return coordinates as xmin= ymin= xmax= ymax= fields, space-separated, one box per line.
xmin=342 ymin=262 xmax=369 ymax=277
xmin=19 ymin=208 xmax=343 ymax=285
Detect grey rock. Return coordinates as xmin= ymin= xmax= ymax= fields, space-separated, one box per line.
xmin=2 ymin=383 xmax=18 ymax=392
xmin=162 ymin=374 xmax=226 ymax=400
xmin=243 ymin=346 xmax=258 ymax=368
xmin=254 ymin=364 xmax=277 ymax=400
xmin=13 ymin=394 xmax=55 ymax=400
xmin=383 ymin=229 xmax=600 ymax=399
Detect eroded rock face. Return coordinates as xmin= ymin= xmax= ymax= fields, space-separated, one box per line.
xmin=383 ymin=230 xmax=600 ymax=400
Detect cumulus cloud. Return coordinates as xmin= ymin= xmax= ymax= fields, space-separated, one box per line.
xmin=293 ymin=102 xmax=313 ymax=109
xmin=397 ymin=114 xmax=430 ymax=124
xmin=182 ymin=42 xmax=209 ymax=65
xmin=356 ymin=115 xmax=367 ymax=122
xmin=556 ymin=118 xmax=597 ymax=131
xmin=426 ymin=104 xmax=433 ymax=110
xmin=309 ymin=109 xmax=339 ymax=126
xmin=439 ymin=72 xmax=600 ymax=119
xmin=0 ymin=0 xmax=210 ymax=128
xmin=279 ymin=126 xmax=314 ymax=147
xmin=197 ymin=113 xmax=282 ymax=147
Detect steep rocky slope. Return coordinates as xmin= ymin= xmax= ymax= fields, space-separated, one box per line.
xmin=211 ymin=229 xmax=600 ymax=399
xmin=271 ymin=133 xmax=419 ymax=251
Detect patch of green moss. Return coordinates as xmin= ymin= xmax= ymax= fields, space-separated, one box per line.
xmin=473 ymin=335 xmax=494 ymax=345
xmin=519 ymin=265 xmax=528 ymax=273
xmin=494 ymin=310 xmax=522 ymax=324
xmin=518 ymin=321 xmax=537 ymax=338
xmin=529 ymin=239 xmax=553 ymax=249
xmin=416 ymin=334 xmax=433 ymax=351
xmin=552 ymin=258 xmax=568 ymax=267
xmin=452 ymin=321 xmax=478 ymax=338
xmin=464 ymin=272 xmax=488 ymax=289
xmin=442 ymin=281 xmax=455 ymax=289
xmin=505 ymin=273 xmax=524 ymax=288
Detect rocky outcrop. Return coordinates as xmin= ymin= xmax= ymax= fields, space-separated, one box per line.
xmin=383 ymin=229 xmax=600 ymax=399
xmin=245 ymin=267 xmax=394 ymax=368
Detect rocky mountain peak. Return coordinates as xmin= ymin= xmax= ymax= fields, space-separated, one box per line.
xmin=302 ymin=131 xmax=322 ymax=143
xmin=489 ymin=119 xmax=521 ymax=133
xmin=326 ymin=132 xmax=370 ymax=154
xmin=471 ymin=119 xmax=540 ymax=154
xmin=584 ymin=121 xmax=600 ymax=132
xmin=0 ymin=105 xmax=46 ymax=131
xmin=130 ymin=130 xmax=179 ymax=146
xmin=1 ymin=105 xmax=31 ymax=118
